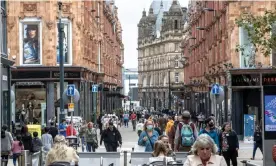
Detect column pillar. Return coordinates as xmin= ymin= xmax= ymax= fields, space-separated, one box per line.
xmin=47 ymin=82 xmax=55 ymax=126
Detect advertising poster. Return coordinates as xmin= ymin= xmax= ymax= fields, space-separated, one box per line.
xmin=244 ymin=114 xmax=255 ymax=143
xmin=56 ymin=23 xmax=69 ymax=64
xmin=27 ymin=125 xmax=41 ymax=138
xmin=22 ymin=24 xmax=40 ymax=64
xmin=264 ymin=95 xmax=276 ymax=131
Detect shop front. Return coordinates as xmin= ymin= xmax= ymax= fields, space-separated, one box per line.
xmin=11 ymin=66 xmax=96 ymax=127
xmin=229 ymin=68 xmax=276 ymax=139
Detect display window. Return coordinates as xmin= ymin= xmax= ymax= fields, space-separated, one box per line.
xmin=15 ymin=85 xmax=46 ymax=126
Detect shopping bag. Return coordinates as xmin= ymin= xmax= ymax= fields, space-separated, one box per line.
xmin=134 ymin=143 xmax=145 ymax=152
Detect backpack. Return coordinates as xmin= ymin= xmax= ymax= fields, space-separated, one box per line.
xmin=180 ymin=122 xmax=194 ymax=147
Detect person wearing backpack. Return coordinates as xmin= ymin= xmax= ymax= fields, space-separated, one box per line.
xmin=174 ymin=111 xmax=198 ymax=152
xmin=31 ymin=132 xmax=43 ymax=153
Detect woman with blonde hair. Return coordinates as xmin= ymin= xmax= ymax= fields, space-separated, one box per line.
xmin=138 ymin=120 xmax=159 ymax=152
xmin=45 ymin=135 xmax=79 ymax=166
xmin=184 ymin=134 xmax=227 ymax=166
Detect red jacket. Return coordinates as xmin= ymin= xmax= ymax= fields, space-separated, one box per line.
xmin=130 ymin=113 xmax=137 ymax=120
xmin=66 ymin=125 xmax=77 ymax=136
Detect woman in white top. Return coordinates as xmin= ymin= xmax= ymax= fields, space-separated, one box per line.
xmin=184 ymin=134 xmax=227 ymax=166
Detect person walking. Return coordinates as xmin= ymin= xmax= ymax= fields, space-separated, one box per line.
xmin=41 ymin=127 xmax=53 ymax=152
xmin=199 ymin=117 xmax=220 ymax=152
xmin=49 ymin=122 xmax=58 ymax=140
xmin=130 ymin=111 xmax=137 ymax=131
xmin=31 ymin=132 xmax=42 ymax=153
xmin=1 ymin=126 xmax=13 ymax=166
xmin=123 ymin=112 xmax=129 ymax=128
xmin=100 ymin=122 xmax=122 ymax=152
xmin=59 ymin=119 xmax=67 ymax=137
xmin=21 ymin=126 xmax=32 ymax=151
xmin=165 ymin=116 xmax=174 ymax=136
xmin=11 ymin=135 xmax=24 ymax=166
xmin=251 ymin=126 xmax=263 ymax=160
xmin=66 ymin=121 xmax=77 ymax=136
xmin=79 ymin=121 xmax=88 ymax=152
xmin=219 ymin=122 xmax=239 ymax=166
xmin=138 ymin=120 xmax=159 ymax=152
xmin=85 ymin=122 xmax=98 ymax=152
xmin=174 ymin=111 xmax=198 ymax=152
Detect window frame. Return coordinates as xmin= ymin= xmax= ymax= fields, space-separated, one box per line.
xmin=19 ymin=18 xmax=43 ymax=66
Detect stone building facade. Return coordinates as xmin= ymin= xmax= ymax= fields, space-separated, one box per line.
xmin=182 ymin=1 xmax=274 ymax=137
xmin=6 ymin=0 xmax=124 ymax=125
xmin=138 ymin=0 xmax=187 ymax=112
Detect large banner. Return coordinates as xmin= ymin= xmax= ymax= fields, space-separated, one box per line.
xmin=244 ymin=114 xmax=255 ymax=143
xmin=264 ymin=95 xmax=276 ymax=131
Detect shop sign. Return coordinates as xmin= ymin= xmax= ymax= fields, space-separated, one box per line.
xmin=52 ymin=71 xmax=81 ymax=78
xmin=68 ymin=103 xmax=74 ymax=112
xmin=12 ymin=71 xmax=50 ymax=79
xmin=231 ymin=74 xmax=260 ymax=86
xmin=263 ymin=74 xmax=276 ymax=85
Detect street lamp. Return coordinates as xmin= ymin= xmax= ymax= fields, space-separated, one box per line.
xmin=58 ymin=1 xmax=65 ymax=122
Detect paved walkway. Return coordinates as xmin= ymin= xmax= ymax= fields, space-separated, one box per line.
xmin=7 ymin=123 xmax=264 ymax=166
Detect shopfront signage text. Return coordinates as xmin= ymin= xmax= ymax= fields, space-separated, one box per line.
xmin=231 ymin=74 xmax=260 ymax=86
xmin=263 ymin=74 xmax=276 ymax=85
xmin=52 ymin=71 xmax=80 ymax=78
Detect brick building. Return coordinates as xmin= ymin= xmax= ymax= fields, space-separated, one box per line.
xmin=6 ymin=0 xmax=124 ymax=125
xmin=182 ymin=1 xmax=275 ymax=138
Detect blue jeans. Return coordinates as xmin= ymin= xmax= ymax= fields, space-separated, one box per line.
xmin=13 ymin=153 xmax=20 ymax=166
xmin=87 ymin=142 xmax=96 ymax=152
xmin=81 ymin=137 xmax=88 ymax=152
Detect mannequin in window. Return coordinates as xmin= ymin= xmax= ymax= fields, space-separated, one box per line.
xmin=27 ymin=102 xmax=34 ymax=124
xmin=20 ymin=104 xmax=26 ymax=126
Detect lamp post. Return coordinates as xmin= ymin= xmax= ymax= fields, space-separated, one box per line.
xmin=129 ymin=74 xmax=132 ymax=111
xmin=58 ymin=1 xmax=65 ymax=122
xmin=168 ymin=70 xmax=171 ymax=110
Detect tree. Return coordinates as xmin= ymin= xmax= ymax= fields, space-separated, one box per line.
xmin=235 ymin=10 xmax=276 ymax=57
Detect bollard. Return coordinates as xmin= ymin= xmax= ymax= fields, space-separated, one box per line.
xmin=100 ymin=156 xmax=103 ymax=166
xmin=163 ymin=156 xmax=167 ymax=166
xmin=20 ymin=150 xmax=30 ymax=166
xmin=123 ymin=151 xmax=127 ymax=166
xmin=1 ymin=158 xmax=8 ymax=166
xmin=39 ymin=149 xmax=43 ymax=166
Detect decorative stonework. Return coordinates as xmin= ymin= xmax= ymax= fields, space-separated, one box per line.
xmin=23 ymin=3 xmax=37 ymax=12
xmin=62 ymin=3 xmax=71 ymax=14
xmin=46 ymin=21 xmax=54 ymax=30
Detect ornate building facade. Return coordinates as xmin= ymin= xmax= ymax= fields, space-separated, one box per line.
xmin=138 ymin=0 xmax=187 ymax=111
xmin=6 ymin=0 xmax=124 ymax=124
xmin=182 ymin=1 xmax=274 ymax=137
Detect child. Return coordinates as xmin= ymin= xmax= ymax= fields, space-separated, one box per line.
xmin=12 ymin=135 xmax=24 ymax=166
xmin=31 ymin=131 xmax=43 ymax=153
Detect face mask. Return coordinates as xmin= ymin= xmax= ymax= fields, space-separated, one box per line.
xmin=147 ymin=125 xmax=153 ymax=130
xmin=209 ymin=123 xmax=214 ymax=127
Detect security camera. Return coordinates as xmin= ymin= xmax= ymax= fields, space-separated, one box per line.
xmin=12 ymin=55 xmax=16 ymax=60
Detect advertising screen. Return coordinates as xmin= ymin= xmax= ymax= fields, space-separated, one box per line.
xmin=264 ymin=95 xmax=276 ymax=131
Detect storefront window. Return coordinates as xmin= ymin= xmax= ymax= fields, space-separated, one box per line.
xmin=15 ymin=84 xmax=46 ymax=126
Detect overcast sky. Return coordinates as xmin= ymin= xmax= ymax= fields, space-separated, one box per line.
xmin=115 ymin=0 xmax=188 ymax=69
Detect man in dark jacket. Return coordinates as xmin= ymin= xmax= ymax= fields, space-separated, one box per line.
xmin=49 ymin=122 xmax=58 ymax=140
xmin=100 ymin=122 xmax=122 ymax=152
